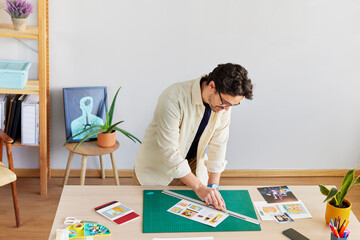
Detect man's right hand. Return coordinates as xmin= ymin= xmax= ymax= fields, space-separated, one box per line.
xmin=194 ymin=184 xmax=226 ymax=210
xmin=180 ymin=172 xmax=226 ymax=210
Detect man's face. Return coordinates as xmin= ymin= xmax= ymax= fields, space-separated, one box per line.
xmin=208 ymin=92 xmax=244 ymax=112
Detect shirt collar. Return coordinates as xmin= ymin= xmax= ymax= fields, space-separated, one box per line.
xmin=191 ymin=76 xmax=205 ymax=106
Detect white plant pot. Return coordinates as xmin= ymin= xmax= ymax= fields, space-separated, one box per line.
xmin=11 ymin=18 xmax=28 ymax=31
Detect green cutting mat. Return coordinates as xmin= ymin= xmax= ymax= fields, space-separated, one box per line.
xmin=143 ymin=190 xmax=261 ymax=233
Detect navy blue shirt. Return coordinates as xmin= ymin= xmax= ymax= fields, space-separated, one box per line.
xmin=186 ymin=103 xmax=211 ymax=160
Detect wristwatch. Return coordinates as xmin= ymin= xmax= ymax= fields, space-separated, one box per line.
xmin=207 ymin=183 xmax=219 ymax=190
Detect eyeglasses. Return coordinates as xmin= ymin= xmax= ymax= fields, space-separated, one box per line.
xmin=217 ymin=91 xmax=240 ymax=108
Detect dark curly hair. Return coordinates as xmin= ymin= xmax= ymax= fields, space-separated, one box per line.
xmin=203 ymin=63 xmax=253 ymax=99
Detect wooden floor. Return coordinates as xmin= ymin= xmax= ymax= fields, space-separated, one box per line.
xmin=0 ymin=176 xmax=359 ymax=240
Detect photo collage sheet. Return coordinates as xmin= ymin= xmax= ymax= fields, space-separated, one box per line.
xmin=254 ymin=186 xmax=312 ymax=224
xmin=167 ymin=200 xmax=228 ymax=227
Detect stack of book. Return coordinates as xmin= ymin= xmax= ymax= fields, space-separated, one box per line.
xmin=0 ymin=94 xmax=39 ymax=145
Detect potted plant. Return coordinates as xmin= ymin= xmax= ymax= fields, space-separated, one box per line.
xmin=319 ymin=168 xmax=360 ymax=224
xmin=65 ymin=87 xmax=141 ymax=149
xmin=5 ymin=0 xmax=33 ymax=31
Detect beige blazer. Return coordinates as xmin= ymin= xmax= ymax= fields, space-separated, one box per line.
xmin=134 ymin=77 xmax=230 ymax=186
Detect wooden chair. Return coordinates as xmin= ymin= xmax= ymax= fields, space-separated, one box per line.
xmin=0 ymin=130 xmax=20 ymax=227
xmin=63 ymin=140 xmax=120 ymax=186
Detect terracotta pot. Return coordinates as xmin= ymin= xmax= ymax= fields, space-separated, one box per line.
xmin=325 ymin=199 xmax=351 ymax=224
xmin=11 ymin=18 xmax=28 ymax=31
xmin=97 ymin=131 xmax=116 ymax=148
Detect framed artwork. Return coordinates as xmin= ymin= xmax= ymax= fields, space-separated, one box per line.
xmin=63 ymin=86 xmax=107 ymax=142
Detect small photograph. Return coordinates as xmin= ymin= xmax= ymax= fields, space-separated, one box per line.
xmin=273 ymin=212 xmax=294 ymax=224
xmin=261 ymin=206 xmax=278 ymax=214
xmin=197 ymin=214 xmax=204 ymax=219
xmin=188 ymin=204 xmax=203 ymax=212
xmin=204 ymin=213 xmax=215 ymax=221
xmin=209 ymin=214 xmax=224 ymax=224
xmin=282 ymin=203 xmax=307 ymax=215
xmin=253 ymin=201 xmax=283 ymax=221
xmin=257 ymin=186 xmax=298 ymax=203
xmin=169 ymin=207 xmax=183 ymax=214
xmin=280 ymin=201 xmax=312 ymax=219
xmin=178 ymin=202 xmax=189 ymax=208
xmin=181 ymin=209 xmax=197 ymax=218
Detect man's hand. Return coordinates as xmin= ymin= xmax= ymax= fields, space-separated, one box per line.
xmin=194 ymin=184 xmax=226 ymax=210
xmin=180 ymin=172 xmax=226 ymax=210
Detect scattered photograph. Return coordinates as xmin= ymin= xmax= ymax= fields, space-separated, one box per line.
xmin=253 ymin=201 xmax=283 ymax=220
xmin=254 ymin=200 xmax=312 ymax=221
xmin=257 ymin=185 xmax=298 ymax=203
xmin=280 ymin=200 xmax=312 ymax=219
xmin=273 ymin=212 xmax=294 ymax=224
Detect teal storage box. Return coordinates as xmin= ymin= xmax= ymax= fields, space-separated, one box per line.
xmin=0 ymin=59 xmax=31 ymax=89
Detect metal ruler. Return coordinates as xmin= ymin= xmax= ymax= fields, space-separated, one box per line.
xmin=161 ymin=190 xmax=261 ymax=225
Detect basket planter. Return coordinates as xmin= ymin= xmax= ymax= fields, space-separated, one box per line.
xmin=11 ymin=18 xmax=28 ymax=31
xmin=97 ymin=131 xmax=116 ymax=148
xmin=325 ymin=199 xmax=351 ymax=224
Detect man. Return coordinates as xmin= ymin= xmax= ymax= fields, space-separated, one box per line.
xmin=134 ymin=63 xmax=253 ymax=210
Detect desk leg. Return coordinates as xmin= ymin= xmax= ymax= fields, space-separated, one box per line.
xmin=80 ymin=155 xmax=87 ymax=186
xmin=110 ymin=152 xmax=120 ymax=186
xmin=99 ymin=155 xmax=105 ymax=179
xmin=63 ymin=152 xmax=74 ymax=187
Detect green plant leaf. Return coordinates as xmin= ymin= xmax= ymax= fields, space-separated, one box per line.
xmin=319 ymin=184 xmax=330 ymax=196
xmin=73 ymin=128 xmax=105 ymax=149
xmin=341 ymin=169 xmax=355 ymax=191
xmin=106 ymin=120 xmax=125 ymax=133
xmin=323 ymin=187 xmax=338 ymax=203
xmin=64 ymin=124 xmax=105 ymax=145
xmin=353 ymin=175 xmax=360 ymax=186
xmin=108 ymin=87 xmax=121 ymax=127
xmin=336 ymin=169 xmax=355 ymax=205
xmin=113 ymin=126 xmax=142 ymax=143
xmin=348 ymin=175 xmax=360 ymax=192
xmin=105 ymin=100 xmax=109 ymax=126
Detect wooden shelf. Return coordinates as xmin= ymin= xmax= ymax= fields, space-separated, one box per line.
xmin=12 ymin=139 xmax=39 ymax=147
xmin=0 ymin=0 xmax=49 ymax=195
xmin=0 ymin=80 xmax=39 ymax=95
xmin=0 ymin=24 xmax=38 ymax=39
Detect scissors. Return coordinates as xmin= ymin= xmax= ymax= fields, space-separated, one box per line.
xmin=64 ymin=217 xmax=97 ymax=225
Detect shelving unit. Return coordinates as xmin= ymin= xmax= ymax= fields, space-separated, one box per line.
xmin=0 ymin=0 xmax=50 ymax=195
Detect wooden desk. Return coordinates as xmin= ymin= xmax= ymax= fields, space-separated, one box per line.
xmin=49 ymin=186 xmax=360 ymax=239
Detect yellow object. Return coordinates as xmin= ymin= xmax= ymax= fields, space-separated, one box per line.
xmin=66 ymin=223 xmax=111 ymax=239
xmin=325 ymin=199 xmax=352 ymax=224
xmin=0 ymin=162 xmax=16 ymax=187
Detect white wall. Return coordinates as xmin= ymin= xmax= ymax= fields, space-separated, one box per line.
xmin=0 ymin=0 xmax=359 ymax=170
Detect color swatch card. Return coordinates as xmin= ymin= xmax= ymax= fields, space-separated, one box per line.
xmin=254 ymin=200 xmax=311 ymax=221
xmin=95 ymin=201 xmax=140 ymax=225
xmin=167 ymin=200 xmax=228 ymax=227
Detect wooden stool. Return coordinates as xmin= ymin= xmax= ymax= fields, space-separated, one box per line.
xmin=63 ymin=140 xmax=120 ymax=186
